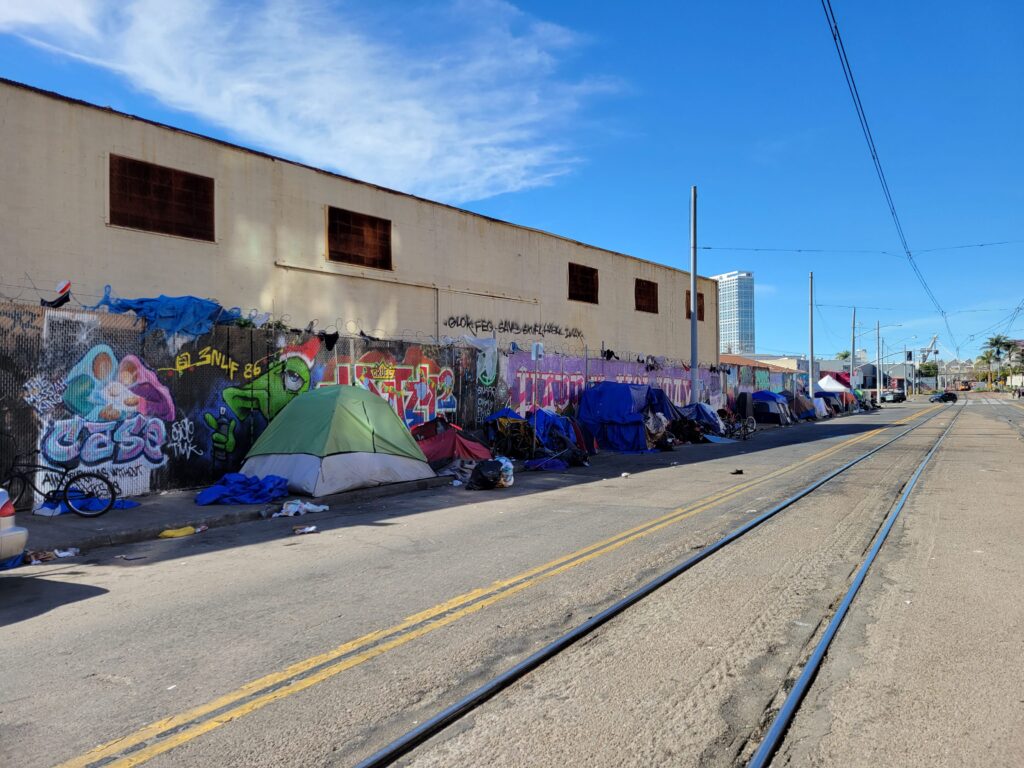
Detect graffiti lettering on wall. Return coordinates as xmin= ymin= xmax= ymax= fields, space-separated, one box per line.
xmin=204 ymin=337 xmax=320 ymax=459
xmin=35 ymin=345 xmax=175 ymax=497
xmin=505 ymin=352 xmax=724 ymax=415
xmin=444 ymin=316 xmax=584 ymax=340
xmin=320 ymin=347 xmax=457 ymax=427
xmin=163 ymin=347 xmax=264 ymax=381
xmin=23 ymin=375 xmax=66 ymax=416
xmin=168 ymin=418 xmax=203 ymax=460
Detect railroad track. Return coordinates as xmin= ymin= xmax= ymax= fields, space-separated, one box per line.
xmin=355 ymin=402 xmax=965 ymax=768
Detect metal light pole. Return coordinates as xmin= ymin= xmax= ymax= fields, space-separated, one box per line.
xmin=876 ymin=320 xmax=881 ymax=404
xmin=850 ymin=307 xmax=856 ymax=387
xmin=809 ymin=272 xmax=815 ymax=396
xmin=689 ymin=185 xmax=698 ymax=404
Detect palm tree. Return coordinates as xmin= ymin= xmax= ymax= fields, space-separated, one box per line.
xmin=977 ymin=349 xmax=997 ymax=388
xmin=836 ymin=350 xmax=851 ymax=361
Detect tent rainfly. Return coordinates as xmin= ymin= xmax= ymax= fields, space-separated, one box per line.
xmin=241 ymin=386 xmax=435 ymax=496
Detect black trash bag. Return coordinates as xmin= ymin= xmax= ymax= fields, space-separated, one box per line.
xmin=467 ymin=460 xmax=504 ymax=490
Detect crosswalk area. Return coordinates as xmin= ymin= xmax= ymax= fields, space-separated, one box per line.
xmin=965 ymin=397 xmax=1024 ymax=406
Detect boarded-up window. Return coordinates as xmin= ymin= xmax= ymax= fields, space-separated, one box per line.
xmin=568 ymin=263 xmax=599 ymax=304
xmin=109 ymin=155 xmax=215 ymax=241
xmin=327 ymin=206 xmax=392 ymax=270
xmin=635 ymin=279 xmax=659 ymax=313
xmin=685 ymin=290 xmax=705 ymax=321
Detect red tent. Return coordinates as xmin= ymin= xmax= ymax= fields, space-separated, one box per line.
xmin=415 ymin=427 xmax=492 ymax=465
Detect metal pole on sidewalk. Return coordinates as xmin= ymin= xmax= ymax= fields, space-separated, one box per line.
xmin=850 ymin=307 xmax=856 ymax=388
xmin=689 ymin=185 xmax=699 ymax=404
xmin=809 ymin=272 xmax=815 ymax=396
xmin=876 ymin=320 xmax=881 ymax=404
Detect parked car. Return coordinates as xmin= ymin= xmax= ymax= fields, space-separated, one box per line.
xmin=881 ymin=389 xmax=906 ymax=403
xmin=929 ymin=392 xmax=958 ymax=403
xmin=0 ymin=488 xmax=28 ymax=569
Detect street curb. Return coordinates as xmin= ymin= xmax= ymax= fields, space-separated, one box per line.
xmin=35 ymin=475 xmax=453 ymax=554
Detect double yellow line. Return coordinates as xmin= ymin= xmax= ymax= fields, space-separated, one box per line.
xmin=57 ymin=404 xmax=941 ymax=768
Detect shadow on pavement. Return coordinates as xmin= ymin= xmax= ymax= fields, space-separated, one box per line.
xmin=0 ymin=571 xmax=108 ymax=627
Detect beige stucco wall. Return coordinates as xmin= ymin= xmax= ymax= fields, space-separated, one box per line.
xmin=0 ymin=80 xmax=719 ymax=363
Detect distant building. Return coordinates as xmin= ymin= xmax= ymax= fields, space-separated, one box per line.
xmin=712 ymin=270 xmax=755 ymax=355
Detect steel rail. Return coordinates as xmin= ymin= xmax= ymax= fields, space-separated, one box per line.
xmin=353 ymin=404 xmax=955 ymax=768
xmin=747 ymin=402 xmax=964 ymax=768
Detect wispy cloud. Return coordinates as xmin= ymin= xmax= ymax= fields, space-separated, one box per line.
xmin=0 ymin=0 xmax=613 ymax=202
xmin=754 ymin=283 xmax=777 ymax=296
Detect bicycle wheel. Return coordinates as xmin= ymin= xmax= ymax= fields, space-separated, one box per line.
xmin=63 ymin=472 xmax=117 ymax=517
xmin=743 ymin=416 xmax=757 ymax=434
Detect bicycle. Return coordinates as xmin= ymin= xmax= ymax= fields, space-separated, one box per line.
xmin=720 ymin=412 xmax=757 ymax=441
xmin=0 ymin=436 xmax=118 ymax=517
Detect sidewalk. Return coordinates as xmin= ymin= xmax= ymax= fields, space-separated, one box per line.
xmin=21 ymin=476 xmax=451 ymax=553
xmin=15 ymin=414 xmax=830 ymax=555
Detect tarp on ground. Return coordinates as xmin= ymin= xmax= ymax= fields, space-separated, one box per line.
xmin=195 ymin=473 xmax=289 ymax=505
xmin=678 ymin=402 xmax=726 ymax=436
xmin=241 ymin=386 xmax=434 ymax=496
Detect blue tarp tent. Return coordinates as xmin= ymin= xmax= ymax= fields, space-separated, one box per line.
xmin=526 ymin=409 xmax=576 ymax=451
xmin=678 ymin=403 xmax=726 ymax=436
xmin=752 ymin=390 xmax=787 ymax=404
xmin=578 ymin=382 xmax=649 ymax=452
xmin=484 ymin=408 xmax=524 ymax=423
xmin=578 ymin=382 xmax=687 ymax=451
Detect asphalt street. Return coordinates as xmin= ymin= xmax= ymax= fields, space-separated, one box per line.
xmin=2 ymin=396 xmax=1018 ymax=767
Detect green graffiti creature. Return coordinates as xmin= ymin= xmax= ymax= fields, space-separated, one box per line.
xmin=204 ymin=356 xmax=312 ymax=459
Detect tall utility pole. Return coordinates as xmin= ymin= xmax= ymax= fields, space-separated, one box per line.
xmin=689 ymin=185 xmax=698 ymax=404
xmin=850 ymin=307 xmax=856 ymax=388
xmin=876 ymin=320 xmax=882 ymax=404
xmin=903 ymin=344 xmax=907 ymax=395
xmin=809 ymin=272 xmax=815 ymax=396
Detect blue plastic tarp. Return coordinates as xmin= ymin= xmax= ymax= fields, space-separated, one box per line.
xmin=483 ymin=408 xmax=524 ymax=423
xmin=679 ymin=403 xmax=726 ymax=436
xmin=89 ymin=286 xmax=242 ymax=344
xmin=527 ymin=409 xmax=575 ymax=451
xmin=39 ymin=497 xmax=140 ymax=516
xmin=578 ymin=382 xmax=650 ymax=452
xmin=195 ymin=473 xmax=289 ymax=506
xmin=752 ymin=390 xmax=787 ymax=404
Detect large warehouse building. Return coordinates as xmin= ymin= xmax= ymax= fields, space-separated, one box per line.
xmin=0 ymin=78 xmax=719 ymax=363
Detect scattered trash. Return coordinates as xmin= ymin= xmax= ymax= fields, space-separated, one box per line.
xmin=115 ymin=554 xmax=147 ymax=561
xmin=54 ymin=548 xmax=81 ymax=558
xmin=273 ymin=500 xmax=329 ymax=518
xmin=497 ymin=457 xmax=515 ymax=487
xmin=731 ymin=469 xmax=744 ymax=475
xmin=292 ymin=525 xmax=319 ymax=535
xmin=467 ymin=460 xmax=505 ymax=490
xmin=620 ymin=472 xmax=630 ymax=478
xmin=27 ymin=550 xmax=56 ymax=564
xmin=451 ymin=479 xmax=463 ymax=487
xmin=167 ymin=685 xmax=177 ymax=691
xmin=158 ymin=526 xmax=196 ymax=538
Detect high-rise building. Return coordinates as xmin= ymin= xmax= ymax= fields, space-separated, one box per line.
xmin=711 ymin=270 xmax=755 ymax=354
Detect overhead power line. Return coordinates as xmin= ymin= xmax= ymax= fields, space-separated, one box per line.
xmin=820 ymin=0 xmax=959 ymax=351
xmin=700 ymin=239 xmax=1024 ymax=256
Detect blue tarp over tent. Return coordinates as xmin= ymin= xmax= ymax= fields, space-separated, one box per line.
xmin=678 ymin=403 xmax=726 ymax=436
xmin=526 ymin=409 xmax=575 ymax=451
xmin=578 ymin=382 xmax=684 ymax=452
xmin=578 ymin=382 xmax=651 ymax=452
xmin=483 ymin=408 xmax=524 ymax=423
xmin=752 ymin=390 xmax=787 ymax=403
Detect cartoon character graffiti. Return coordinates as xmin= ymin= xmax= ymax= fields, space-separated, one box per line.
xmin=39 ymin=345 xmax=175 ymax=495
xmin=204 ymin=338 xmax=319 ymax=459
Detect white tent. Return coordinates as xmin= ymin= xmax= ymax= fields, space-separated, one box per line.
xmin=813 ymin=397 xmax=830 ymax=418
xmin=817 ymin=375 xmax=851 ymax=393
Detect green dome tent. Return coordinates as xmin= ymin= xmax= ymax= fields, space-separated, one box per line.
xmin=241 ymin=386 xmax=435 ymax=496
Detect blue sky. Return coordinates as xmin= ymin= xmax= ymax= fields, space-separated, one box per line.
xmin=2 ymin=1 xmax=1022 ymax=361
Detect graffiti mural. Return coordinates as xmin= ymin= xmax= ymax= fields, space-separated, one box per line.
xmin=35 ymin=344 xmax=175 ymax=497
xmin=204 ymin=337 xmax=320 ymax=460
xmin=320 ymin=346 xmax=457 ymax=427
xmin=505 ymin=353 xmax=725 ymax=414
